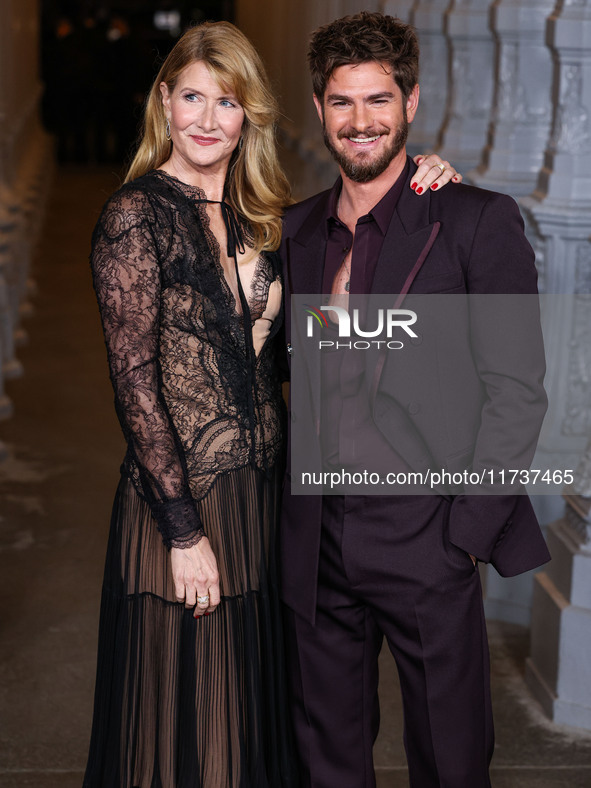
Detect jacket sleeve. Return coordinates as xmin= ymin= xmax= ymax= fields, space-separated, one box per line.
xmin=448 ymin=193 xmax=548 ymax=564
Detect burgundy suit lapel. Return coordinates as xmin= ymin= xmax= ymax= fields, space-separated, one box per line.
xmin=369 ymin=166 xmax=441 ymax=403
xmin=285 ymin=234 xmax=325 ymax=297
xmin=284 ymin=194 xmax=329 ymax=432
xmin=285 ymin=196 xmax=328 ymax=297
xmin=370 ymin=163 xmax=441 ymax=299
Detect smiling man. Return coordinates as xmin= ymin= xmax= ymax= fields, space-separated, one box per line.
xmin=316 ymin=60 xmax=417 ymax=187
xmin=280 ymin=12 xmax=550 ymax=788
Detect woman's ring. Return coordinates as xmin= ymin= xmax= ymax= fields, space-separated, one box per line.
xmin=197 ymin=595 xmax=210 ymax=605
xmin=436 ymin=162 xmax=446 ymax=174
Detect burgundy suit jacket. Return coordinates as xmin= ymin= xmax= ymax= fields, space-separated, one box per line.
xmin=280 ymin=157 xmax=551 ymax=623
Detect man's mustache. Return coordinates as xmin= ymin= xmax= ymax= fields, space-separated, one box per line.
xmin=336 ymin=127 xmax=390 ymax=139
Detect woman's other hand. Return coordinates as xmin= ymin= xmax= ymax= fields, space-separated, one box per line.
xmin=171 ymin=537 xmax=221 ymax=618
xmin=411 ymin=154 xmax=462 ymax=194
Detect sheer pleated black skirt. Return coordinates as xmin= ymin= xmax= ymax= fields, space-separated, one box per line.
xmin=83 ymin=466 xmax=299 ymax=788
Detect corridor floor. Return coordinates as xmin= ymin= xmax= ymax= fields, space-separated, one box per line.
xmin=1 ymin=168 xmax=590 ymax=788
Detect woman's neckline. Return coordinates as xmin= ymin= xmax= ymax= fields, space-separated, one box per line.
xmin=151 ymin=168 xmax=211 ymax=199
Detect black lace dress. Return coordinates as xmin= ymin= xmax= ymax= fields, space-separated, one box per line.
xmin=83 ymin=170 xmax=296 ymax=788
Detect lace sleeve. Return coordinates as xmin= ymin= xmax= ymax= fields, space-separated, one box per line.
xmin=91 ymin=187 xmax=204 ymax=549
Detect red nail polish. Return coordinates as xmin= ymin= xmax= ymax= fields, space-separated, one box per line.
xmin=411 ymin=182 xmax=417 ymax=190
xmin=432 ymin=183 xmax=439 ymax=190
xmin=416 ymin=186 xmax=423 ymax=195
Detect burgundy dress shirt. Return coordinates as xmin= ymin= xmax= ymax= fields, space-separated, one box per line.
xmin=320 ymin=164 xmax=410 ymax=476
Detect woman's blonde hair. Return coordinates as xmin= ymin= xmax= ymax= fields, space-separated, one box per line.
xmin=126 ymin=21 xmax=291 ymax=252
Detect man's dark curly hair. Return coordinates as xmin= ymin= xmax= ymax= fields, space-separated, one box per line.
xmin=308 ymin=12 xmax=419 ymax=103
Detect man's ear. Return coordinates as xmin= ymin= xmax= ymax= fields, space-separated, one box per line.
xmin=160 ymin=82 xmax=171 ymax=116
xmin=406 ymin=84 xmax=419 ymax=123
xmin=313 ymin=94 xmax=324 ymax=124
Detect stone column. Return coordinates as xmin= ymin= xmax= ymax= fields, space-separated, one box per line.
xmin=468 ymin=0 xmax=555 ymax=196
xmin=408 ymin=0 xmax=451 ymax=155
xmin=525 ymin=0 xmax=591 ymax=234
xmin=520 ymin=0 xmax=591 ymax=496
xmin=436 ymin=0 xmax=495 ymax=172
xmin=521 ymin=0 xmax=591 ymax=731
xmin=526 ymin=451 xmax=591 ymax=731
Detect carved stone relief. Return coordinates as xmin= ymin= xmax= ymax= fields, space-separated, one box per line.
xmin=552 ymin=65 xmax=591 ymax=154
xmin=571 ymin=439 xmax=591 ymax=500
xmin=575 ymin=242 xmax=591 ymax=294
xmin=563 ymin=289 xmax=591 ymax=436
xmin=495 ymin=43 xmax=530 ymax=123
xmin=449 ymin=47 xmax=490 ymax=120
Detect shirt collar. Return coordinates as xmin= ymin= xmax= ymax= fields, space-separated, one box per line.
xmin=326 ymin=158 xmax=410 ymax=235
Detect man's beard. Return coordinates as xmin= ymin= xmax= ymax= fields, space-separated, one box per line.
xmin=322 ymin=116 xmax=408 ymax=184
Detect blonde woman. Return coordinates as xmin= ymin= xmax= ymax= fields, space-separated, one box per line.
xmin=83 ymin=20 xmax=459 ymax=788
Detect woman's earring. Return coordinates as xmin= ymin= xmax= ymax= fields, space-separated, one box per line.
xmin=165 ymin=119 xmax=171 ymax=141
xmin=239 ymin=136 xmax=244 ymax=151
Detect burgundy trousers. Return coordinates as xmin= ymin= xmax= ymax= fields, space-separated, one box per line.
xmin=284 ymin=494 xmax=494 ymax=788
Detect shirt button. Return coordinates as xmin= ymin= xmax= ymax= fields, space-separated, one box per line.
xmin=408 ymin=402 xmax=421 ymax=415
